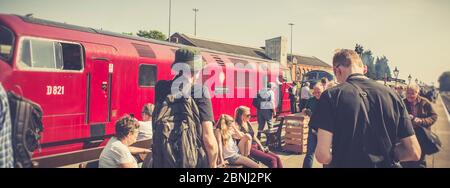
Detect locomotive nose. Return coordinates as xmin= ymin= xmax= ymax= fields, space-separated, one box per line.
xmin=0 ymin=58 xmax=13 ymax=82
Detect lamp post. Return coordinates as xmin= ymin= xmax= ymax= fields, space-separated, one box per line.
xmin=393 ymin=67 xmax=399 ymax=86
xmin=408 ymin=74 xmax=412 ymax=85
xmin=168 ymin=0 xmax=172 ymax=42
xmin=288 ymin=23 xmax=294 ymax=62
xmin=193 ymin=8 xmax=199 ymax=36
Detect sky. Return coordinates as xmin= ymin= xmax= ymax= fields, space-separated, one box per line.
xmin=1 ymin=0 xmax=449 ymax=85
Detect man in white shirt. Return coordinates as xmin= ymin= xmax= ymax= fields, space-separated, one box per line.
xmin=256 ymin=83 xmax=276 ymax=139
xmin=299 ymin=82 xmax=312 ymax=112
xmin=137 ymin=103 xmax=154 ymax=141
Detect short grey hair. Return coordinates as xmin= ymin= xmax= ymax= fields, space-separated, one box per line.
xmin=313 ymin=83 xmax=324 ymax=91
xmin=406 ymin=84 xmax=420 ymax=93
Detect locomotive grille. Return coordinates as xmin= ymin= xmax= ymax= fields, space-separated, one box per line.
xmin=132 ymin=43 xmax=156 ymax=58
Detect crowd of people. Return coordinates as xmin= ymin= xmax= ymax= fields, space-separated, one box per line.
xmin=310 ymin=49 xmax=439 ymax=168
xmin=0 ymin=47 xmax=441 ymax=168
xmin=100 ymin=48 xmax=284 ymax=168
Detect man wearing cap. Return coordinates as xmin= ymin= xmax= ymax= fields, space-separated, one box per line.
xmin=154 ymin=47 xmax=218 ymax=168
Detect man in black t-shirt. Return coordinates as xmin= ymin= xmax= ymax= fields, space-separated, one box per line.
xmin=154 ymin=47 xmax=218 ymax=168
xmin=311 ymin=49 xmax=421 ymax=168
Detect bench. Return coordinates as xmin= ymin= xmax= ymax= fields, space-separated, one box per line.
xmin=79 ymin=153 xmax=150 ymax=168
xmin=34 ymin=138 xmax=152 ymax=168
xmin=79 ymin=160 xmax=99 ymax=168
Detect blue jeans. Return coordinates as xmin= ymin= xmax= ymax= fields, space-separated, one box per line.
xmin=302 ymin=128 xmax=317 ymax=168
xmin=257 ymin=109 xmax=273 ymax=132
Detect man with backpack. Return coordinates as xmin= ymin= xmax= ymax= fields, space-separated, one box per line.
xmin=254 ymin=83 xmax=276 ymax=140
xmin=152 ymin=47 xmax=218 ymax=168
xmin=311 ymin=49 xmax=422 ymax=168
xmin=1 ymin=61 xmax=44 ymax=168
xmin=0 ymin=82 xmax=14 ymax=168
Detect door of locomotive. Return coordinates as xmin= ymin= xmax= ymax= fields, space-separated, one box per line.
xmin=88 ymin=59 xmax=111 ymax=124
xmin=84 ymin=43 xmax=116 ymax=126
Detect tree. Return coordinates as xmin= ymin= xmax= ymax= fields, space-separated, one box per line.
xmin=439 ymin=71 xmax=450 ymax=91
xmin=355 ymin=44 xmax=364 ymax=56
xmin=386 ymin=64 xmax=392 ymax=78
xmin=122 ymin=32 xmax=133 ymax=36
xmin=354 ymin=44 xmax=376 ymax=79
xmin=355 ymin=44 xmax=393 ymax=80
xmin=136 ymin=30 xmax=167 ymax=41
xmin=375 ymin=56 xmax=391 ymax=80
xmin=361 ymin=50 xmax=376 ymax=79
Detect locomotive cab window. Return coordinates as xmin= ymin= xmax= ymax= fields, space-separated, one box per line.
xmin=18 ymin=37 xmax=83 ymax=71
xmin=138 ymin=64 xmax=157 ymax=87
xmin=0 ymin=25 xmax=14 ymax=64
xmin=61 ymin=43 xmax=83 ymax=70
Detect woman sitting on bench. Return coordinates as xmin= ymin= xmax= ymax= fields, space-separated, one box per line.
xmin=215 ymin=114 xmax=259 ymax=168
xmin=235 ymin=106 xmax=283 ymax=168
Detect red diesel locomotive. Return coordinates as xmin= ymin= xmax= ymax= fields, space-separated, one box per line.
xmin=0 ymin=14 xmax=292 ymax=161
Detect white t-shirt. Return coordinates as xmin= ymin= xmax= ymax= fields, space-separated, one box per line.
xmin=259 ymin=89 xmax=275 ymax=110
xmin=223 ymin=137 xmax=240 ymax=160
xmin=137 ymin=121 xmax=152 ymax=141
xmin=99 ymin=137 xmax=137 ymax=168
xmin=301 ymin=87 xmax=312 ymax=99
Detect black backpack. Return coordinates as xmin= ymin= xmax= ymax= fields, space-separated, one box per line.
xmin=252 ymin=93 xmax=261 ymax=109
xmin=7 ymin=92 xmax=43 ymax=168
xmin=252 ymin=92 xmax=271 ymax=110
xmin=152 ymin=81 xmax=208 ymax=168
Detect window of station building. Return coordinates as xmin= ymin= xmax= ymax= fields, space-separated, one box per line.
xmin=0 ymin=25 xmax=14 ymax=64
xmin=138 ymin=64 xmax=157 ymax=87
xmin=18 ymin=38 xmax=83 ymax=71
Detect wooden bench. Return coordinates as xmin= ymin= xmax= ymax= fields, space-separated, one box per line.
xmin=79 ymin=153 xmax=150 ymax=168
xmin=79 ymin=160 xmax=99 ymax=168
xmin=32 ymin=138 xmax=152 ymax=168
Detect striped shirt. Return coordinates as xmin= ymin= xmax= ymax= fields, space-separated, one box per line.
xmin=0 ymin=83 xmax=14 ymax=168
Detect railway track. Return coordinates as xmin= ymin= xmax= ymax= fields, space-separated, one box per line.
xmin=441 ymin=92 xmax=450 ymax=115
